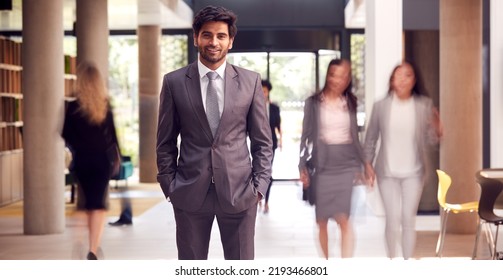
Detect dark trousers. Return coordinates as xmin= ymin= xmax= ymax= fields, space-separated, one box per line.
xmin=264 ymin=150 xmax=276 ymax=203
xmin=118 ymin=197 xmax=132 ymax=222
xmin=173 ymin=184 xmax=258 ymax=260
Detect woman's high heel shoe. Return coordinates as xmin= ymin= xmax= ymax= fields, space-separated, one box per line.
xmin=86 ymin=252 xmax=98 ymax=260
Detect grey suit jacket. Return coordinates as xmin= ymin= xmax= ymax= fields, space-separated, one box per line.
xmin=364 ymin=94 xmax=439 ymax=179
xmin=156 ymin=61 xmax=273 ymax=214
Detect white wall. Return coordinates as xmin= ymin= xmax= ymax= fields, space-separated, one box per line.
xmin=365 ymin=0 xmax=403 ymax=115
xmin=490 ymin=0 xmax=503 ymax=167
xmin=364 ymin=0 xmax=403 ymax=215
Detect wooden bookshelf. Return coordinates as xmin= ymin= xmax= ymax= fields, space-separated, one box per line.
xmin=0 ymin=36 xmax=22 ymax=66
xmin=1 ymin=36 xmax=78 ymax=206
xmin=0 ymin=36 xmax=23 ymax=206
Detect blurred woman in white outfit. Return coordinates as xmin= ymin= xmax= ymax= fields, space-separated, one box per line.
xmin=364 ymin=62 xmax=442 ymax=259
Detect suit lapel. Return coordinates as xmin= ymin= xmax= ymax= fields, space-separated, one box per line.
xmin=185 ymin=63 xmax=213 ymax=140
xmin=216 ymin=64 xmax=239 ymax=138
xmin=381 ymin=95 xmax=392 ymax=133
xmin=349 ymin=104 xmax=358 ymax=140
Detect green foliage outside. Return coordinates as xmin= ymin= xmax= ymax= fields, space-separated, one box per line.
xmin=65 ymin=35 xmax=188 ymax=168
xmin=107 ymin=35 xmax=188 ymax=167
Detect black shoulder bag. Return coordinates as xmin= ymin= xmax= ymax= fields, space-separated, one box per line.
xmin=104 ymin=115 xmax=121 ymax=178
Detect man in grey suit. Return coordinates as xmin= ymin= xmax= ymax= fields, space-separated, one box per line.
xmin=156 ymin=5 xmax=273 ymax=260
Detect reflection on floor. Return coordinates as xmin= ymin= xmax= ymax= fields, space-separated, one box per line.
xmin=0 ymin=180 xmax=495 ymax=260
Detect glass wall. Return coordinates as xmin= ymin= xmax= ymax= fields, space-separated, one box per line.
xmin=228 ymin=52 xmax=318 ymax=180
xmin=268 ymin=53 xmax=316 ymax=180
xmin=108 ymin=36 xmax=139 ymax=164
xmin=350 ymin=33 xmax=366 ymax=128
xmin=108 ymin=35 xmax=188 ymax=166
xmin=226 ymin=52 xmax=268 ymax=78
xmin=64 ymin=35 xmax=188 ymax=167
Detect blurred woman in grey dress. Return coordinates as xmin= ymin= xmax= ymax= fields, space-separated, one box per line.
xmin=299 ymin=59 xmax=373 ymax=259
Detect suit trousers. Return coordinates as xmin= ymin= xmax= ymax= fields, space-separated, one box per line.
xmin=173 ymin=183 xmax=258 ymax=260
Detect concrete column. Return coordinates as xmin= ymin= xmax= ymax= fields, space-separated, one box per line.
xmin=440 ymin=0 xmax=482 ymax=233
xmin=138 ymin=25 xmax=160 ymax=183
xmin=76 ymin=0 xmax=109 ymax=82
xmin=22 ymin=0 xmax=65 ymax=234
xmin=364 ymin=0 xmax=403 ymax=216
xmin=490 ymin=0 xmax=503 ymax=166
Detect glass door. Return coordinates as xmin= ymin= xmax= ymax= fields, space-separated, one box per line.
xmin=228 ymin=52 xmax=318 ymax=180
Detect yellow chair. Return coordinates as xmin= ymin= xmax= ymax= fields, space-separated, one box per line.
xmin=435 ymin=169 xmax=479 ymax=257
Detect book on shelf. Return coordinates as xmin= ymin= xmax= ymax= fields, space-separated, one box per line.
xmin=0 ymin=37 xmax=77 ymax=154
xmin=1 ymin=96 xmax=11 ymax=122
xmin=64 ymin=77 xmax=75 ymax=97
xmin=64 ymin=55 xmax=77 ymax=75
xmin=0 ymin=96 xmax=23 ymax=122
xmin=64 ymin=55 xmax=77 ymax=97
xmin=0 ymin=37 xmax=22 ymax=66
xmin=0 ymin=125 xmax=23 ymax=152
xmin=0 ymin=37 xmax=3 ymax=63
xmin=0 ymin=68 xmax=22 ymax=93
xmin=14 ymin=98 xmax=22 ymax=122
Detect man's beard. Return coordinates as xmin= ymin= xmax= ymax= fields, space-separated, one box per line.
xmin=199 ymin=45 xmax=229 ymax=64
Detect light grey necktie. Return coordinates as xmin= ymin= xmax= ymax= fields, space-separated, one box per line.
xmin=205 ymin=71 xmax=220 ymax=137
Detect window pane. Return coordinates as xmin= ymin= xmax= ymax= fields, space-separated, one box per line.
xmin=269 ymin=52 xmax=316 ymax=180
xmin=228 ymin=52 xmax=317 ymax=180
xmin=106 ymin=35 xmax=188 ymax=167
xmin=350 ymin=34 xmax=366 ymax=127
xmin=161 ymin=35 xmax=188 ymax=74
xmin=227 ymin=52 xmax=267 ymax=78
xmin=108 ymin=36 xmax=139 ymax=165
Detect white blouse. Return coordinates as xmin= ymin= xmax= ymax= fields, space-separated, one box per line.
xmin=386 ymin=96 xmax=421 ymax=177
xmin=319 ymin=96 xmax=352 ymax=144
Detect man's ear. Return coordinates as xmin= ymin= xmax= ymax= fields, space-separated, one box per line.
xmin=229 ymin=37 xmax=234 ymax=49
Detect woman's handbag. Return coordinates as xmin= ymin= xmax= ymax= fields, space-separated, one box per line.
xmin=106 ymin=143 xmax=121 ymax=178
xmin=104 ymin=116 xmax=121 ymax=178
xmin=305 ymin=158 xmax=316 ymax=206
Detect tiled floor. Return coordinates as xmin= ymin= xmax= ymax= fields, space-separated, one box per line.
xmin=0 ymin=180 xmax=497 ymax=260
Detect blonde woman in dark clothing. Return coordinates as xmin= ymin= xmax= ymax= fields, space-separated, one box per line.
xmin=62 ymin=61 xmax=119 ymax=260
xmin=299 ymin=59 xmax=373 ymax=259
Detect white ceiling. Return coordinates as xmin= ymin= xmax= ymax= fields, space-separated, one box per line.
xmin=0 ymin=0 xmax=193 ymax=32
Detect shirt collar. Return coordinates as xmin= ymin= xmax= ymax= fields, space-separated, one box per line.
xmin=198 ymin=59 xmax=226 ymax=80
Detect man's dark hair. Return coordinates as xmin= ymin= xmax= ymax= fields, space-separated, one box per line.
xmin=192 ymin=6 xmax=238 ymax=38
xmin=261 ymin=80 xmax=272 ymax=91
